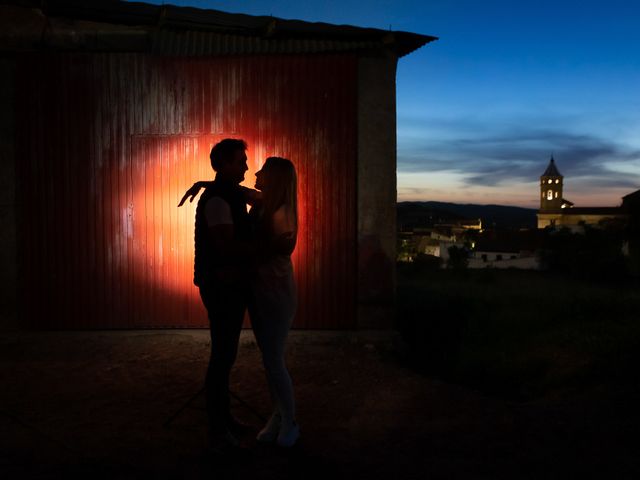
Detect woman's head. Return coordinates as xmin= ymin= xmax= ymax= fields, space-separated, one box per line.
xmin=255 ymin=156 xmax=298 ymax=228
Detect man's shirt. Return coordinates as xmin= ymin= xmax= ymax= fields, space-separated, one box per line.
xmin=204 ymin=196 xmax=234 ymax=227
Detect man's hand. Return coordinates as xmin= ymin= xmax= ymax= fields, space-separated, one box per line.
xmin=240 ymin=186 xmax=263 ymax=206
xmin=178 ymin=181 xmax=210 ymax=207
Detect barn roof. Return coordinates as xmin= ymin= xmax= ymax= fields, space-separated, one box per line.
xmin=622 ymin=190 xmax=640 ymax=212
xmin=0 ymin=0 xmax=438 ymax=57
xmin=622 ymin=189 xmax=640 ymax=203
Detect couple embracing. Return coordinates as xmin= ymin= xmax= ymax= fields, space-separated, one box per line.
xmin=179 ymin=139 xmax=299 ymax=450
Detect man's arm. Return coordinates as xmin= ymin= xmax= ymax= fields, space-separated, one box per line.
xmin=177 ymin=181 xmax=214 ymax=207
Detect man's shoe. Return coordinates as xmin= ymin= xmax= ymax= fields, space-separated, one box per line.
xmin=256 ymin=413 xmax=281 ymax=443
xmin=276 ymin=421 xmax=300 ymax=448
xmin=209 ymin=428 xmax=240 ymax=450
xmin=226 ymin=415 xmax=252 ymax=436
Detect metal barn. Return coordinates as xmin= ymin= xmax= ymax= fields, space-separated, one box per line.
xmin=0 ymin=1 xmax=435 ymax=330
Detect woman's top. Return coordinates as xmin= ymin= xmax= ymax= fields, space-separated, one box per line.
xmin=250 ymin=203 xmax=296 ymax=279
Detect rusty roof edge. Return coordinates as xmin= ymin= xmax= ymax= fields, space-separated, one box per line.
xmin=23 ymin=0 xmax=437 ymax=57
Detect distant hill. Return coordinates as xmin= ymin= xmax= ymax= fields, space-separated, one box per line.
xmin=397 ymin=201 xmax=537 ymax=230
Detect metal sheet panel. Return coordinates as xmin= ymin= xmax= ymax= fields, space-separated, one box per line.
xmin=150 ymin=30 xmax=378 ymax=56
xmin=16 ymin=53 xmax=357 ymax=329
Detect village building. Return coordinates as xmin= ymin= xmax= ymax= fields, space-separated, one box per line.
xmin=468 ymin=231 xmax=541 ymax=269
xmin=397 ymin=219 xmax=479 ymax=262
xmin=0 ymin=0 xmax=436 ymax=330
xmin=537 ymin=156 xmax=632 ymax=231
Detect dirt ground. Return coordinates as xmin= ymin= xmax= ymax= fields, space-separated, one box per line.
xmin=1 ymin=330 xmax=638 ymax=479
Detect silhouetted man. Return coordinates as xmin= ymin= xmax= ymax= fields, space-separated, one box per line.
xmin=193 ymin=138 xmax=251 ymax=448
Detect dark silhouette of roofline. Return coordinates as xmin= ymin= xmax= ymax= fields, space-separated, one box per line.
xmin=622 ymin=189 xmax=640 ymax=201
xmin=2 ymin=0 xmax=437 ymax=57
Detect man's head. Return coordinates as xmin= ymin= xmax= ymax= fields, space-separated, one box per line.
xmin=210 ymin=139 xmax=248 ymax=184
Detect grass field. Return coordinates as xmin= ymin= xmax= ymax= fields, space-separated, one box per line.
xmin=396 ymin=266 xmax=640 ymax=400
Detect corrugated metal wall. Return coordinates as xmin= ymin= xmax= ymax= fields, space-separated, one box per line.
xmin=16 ymin=53 xmax=357 ymax=329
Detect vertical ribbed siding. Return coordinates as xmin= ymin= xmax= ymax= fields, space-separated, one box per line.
xmin=16 ymin=53 xmax=357 ymax=329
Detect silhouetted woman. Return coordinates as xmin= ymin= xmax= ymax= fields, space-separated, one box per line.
xmin=249 ymin=157 xmax=299 ymax=447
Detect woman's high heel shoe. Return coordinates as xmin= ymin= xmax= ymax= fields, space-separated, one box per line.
xmin=256 ymin=413 xmax=281 ymax=443
xmin=276 ymin=421 xmax=300 ymax=447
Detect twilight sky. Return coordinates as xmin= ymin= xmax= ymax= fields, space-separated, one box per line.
xmin=142 ymin=0 xmax=640 ymax=207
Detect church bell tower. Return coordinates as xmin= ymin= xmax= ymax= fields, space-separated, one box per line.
xmin=540 ymin=156 xmax=563 ymax=211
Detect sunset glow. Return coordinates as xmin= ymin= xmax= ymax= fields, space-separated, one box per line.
xmin=126 ymin=137 xmax=304 ymax=315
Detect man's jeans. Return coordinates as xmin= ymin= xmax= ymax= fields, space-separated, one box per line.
xmin=199 ymin=282 xmax=247 ymax=432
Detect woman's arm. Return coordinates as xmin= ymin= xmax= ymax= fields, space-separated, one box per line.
xmin=177 ymin=181 xmax=213 ymax=207
xmin=269 ymin=232 xmax=297 ymax=256
xmin=269 ymin=205 xmax=297 ymax=255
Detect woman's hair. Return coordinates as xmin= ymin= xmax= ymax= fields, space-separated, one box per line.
xmin=261 ymin=156 xmax=298 ymax=234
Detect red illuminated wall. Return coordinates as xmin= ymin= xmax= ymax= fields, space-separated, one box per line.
xmin=16 ymin=53 xmax=357 ymax=329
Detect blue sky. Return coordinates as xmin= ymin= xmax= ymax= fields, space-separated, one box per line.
xmin=141 ymin=0 xmax=640 ymax=207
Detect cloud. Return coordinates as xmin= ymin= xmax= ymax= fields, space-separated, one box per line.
xmin=398 ymin=122 xmax=640 ymax=189
xmin=574 ymin=177 xmax=640 ymax=189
